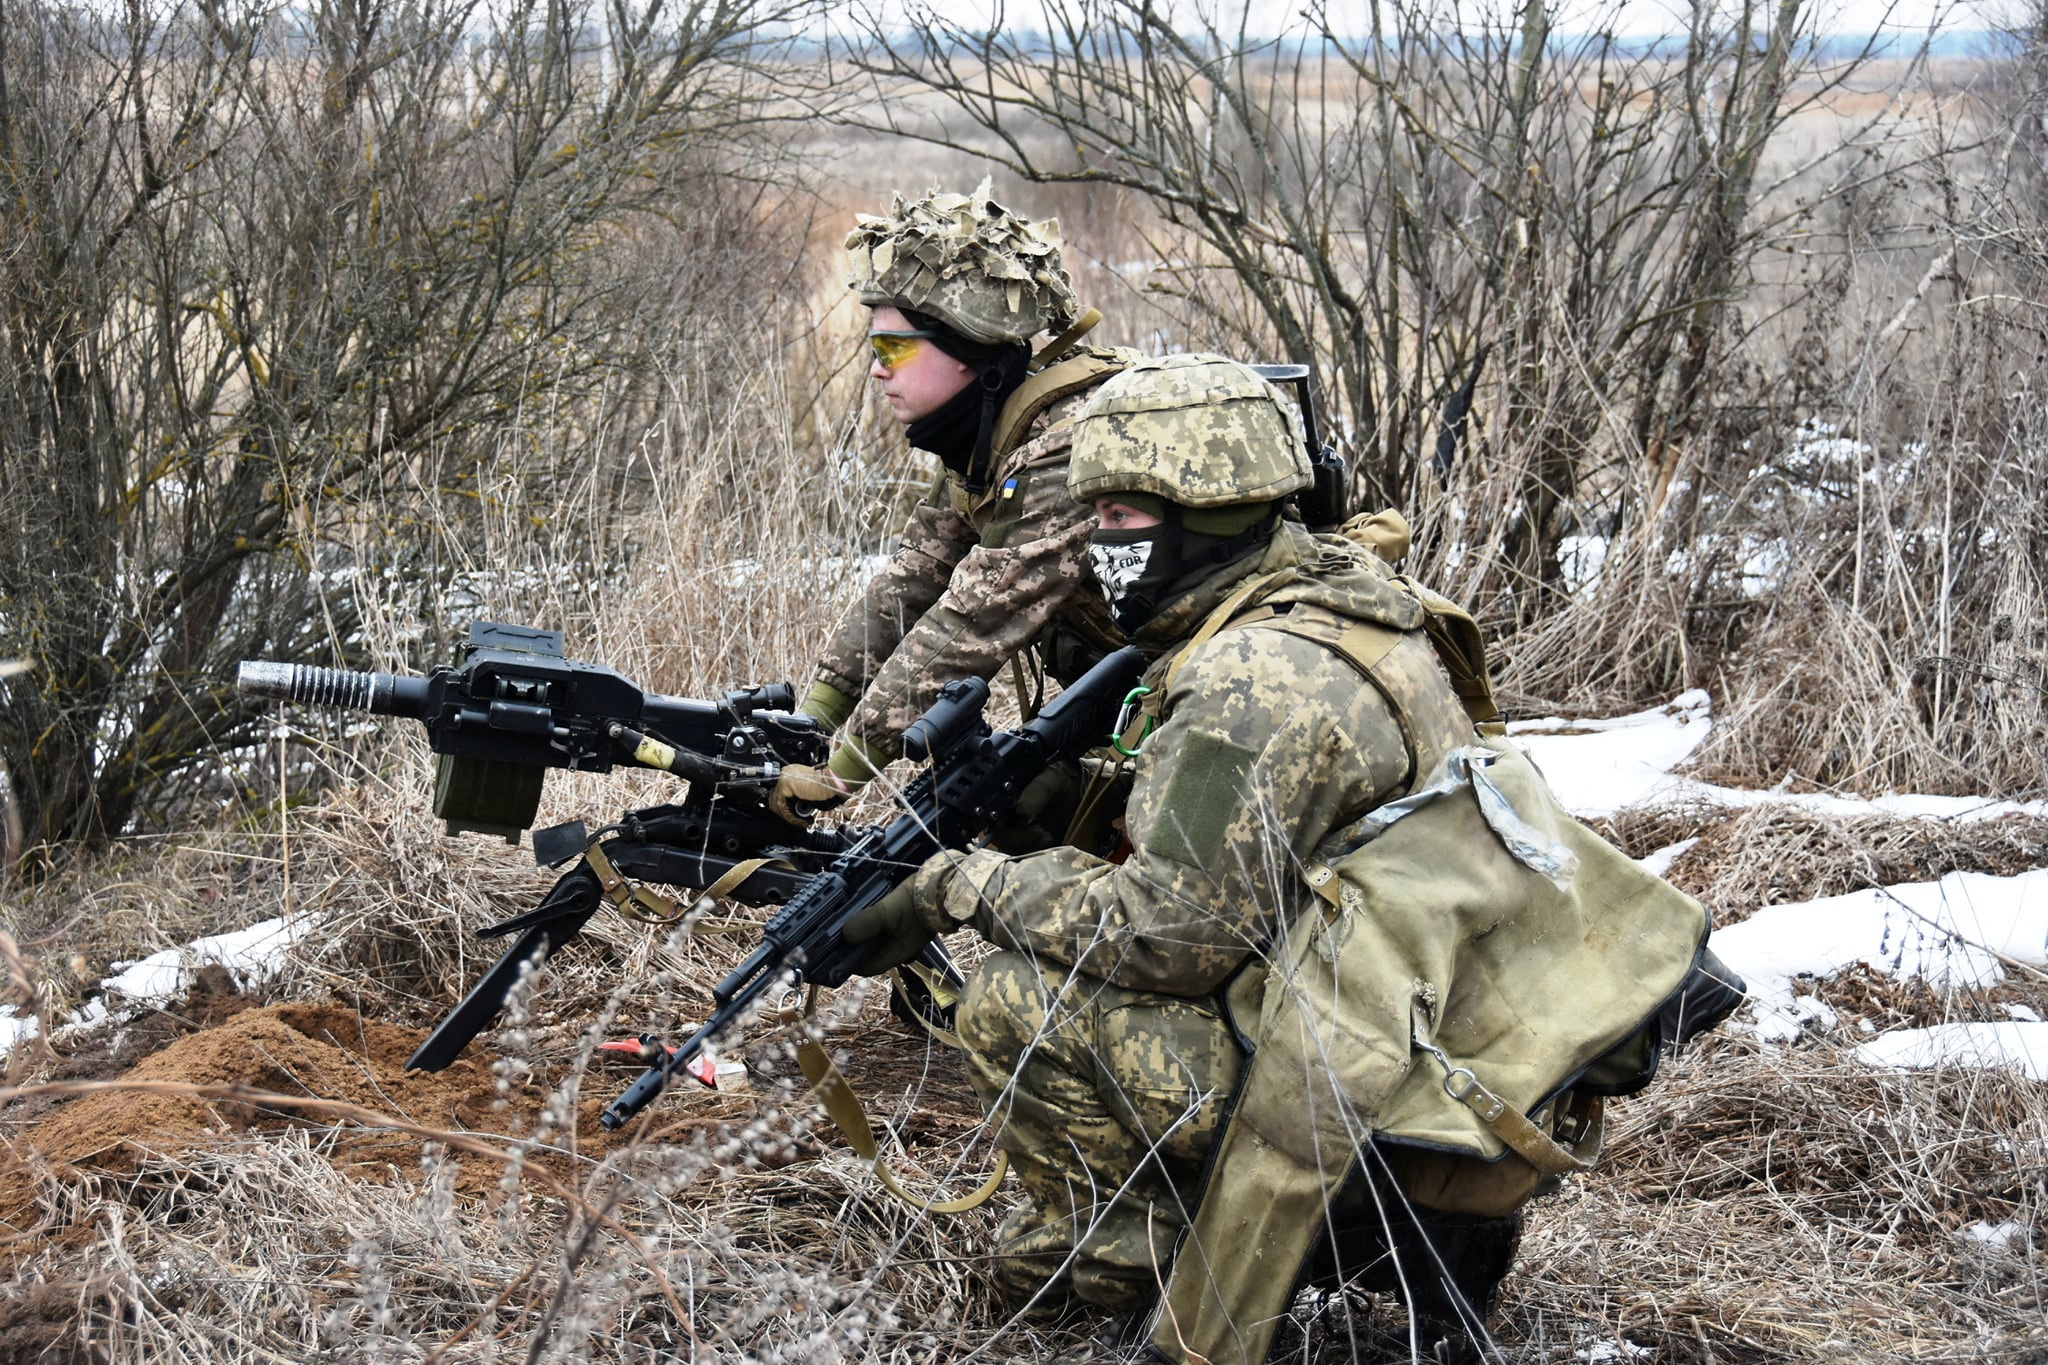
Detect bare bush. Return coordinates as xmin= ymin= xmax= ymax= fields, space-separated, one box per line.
xmin=0 ymin=0 xmax=812 ymax=868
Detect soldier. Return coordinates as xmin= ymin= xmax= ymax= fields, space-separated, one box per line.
xmin=842 ymin=354 xmax=1718 ymax=1364
xmin=770 ymin=182 xmax=1135 ymax=820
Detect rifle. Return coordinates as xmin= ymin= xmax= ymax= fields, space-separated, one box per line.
xmin=599 ymin=642 xmax=1148 ymax=1130
xmin=238 ymin=620 xmax=846 ymax=1070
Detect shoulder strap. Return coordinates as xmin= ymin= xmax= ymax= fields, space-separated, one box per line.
xmin=1030 ymin=304 xmax=1102 ymax=369
xmin=1154 ymin=569 xmax=1300 ymax=703
xmin=989 ymin=347 xmax=1129 ymax=458
xmin=1255 ymin=609 xmax=1423 ymax=800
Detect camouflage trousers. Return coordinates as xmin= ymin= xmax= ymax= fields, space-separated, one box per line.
xmin=955 ymin=950 xmax=1243 ymax=1311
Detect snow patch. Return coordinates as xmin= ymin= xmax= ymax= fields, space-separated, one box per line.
xmin=101 ymin=914 xmax=317 ymax=1006
xmin=1510 ymin=690 xmax=1713 ymax=818
xmin=1514 ymin=691 xmax=2048 ymax=824
xmin=0 ymin=1009 xmax=38 ymax=1054
xmin=1637 ymin=837 xmax=1700 ymax=878
xmin=1961 ymin=1220 xmax=2033 ymax=1252
xmin=1853 ymin=1023 xmax=2048 ymax=1082
xmin=1712 ymin=870 xmax=2048 ymax=1025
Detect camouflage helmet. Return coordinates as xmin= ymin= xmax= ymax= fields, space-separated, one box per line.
xmin=1067 ymin=353 xmax=1312 ymax=508
xmin=845 ymin=178 xmax=1079 ymax=346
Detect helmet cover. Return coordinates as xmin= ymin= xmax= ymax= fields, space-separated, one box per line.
xmin=1067 ymin=352 xmax=1312 ymax=508
xmin=846 ymin=178 xmax=1079 ymax=346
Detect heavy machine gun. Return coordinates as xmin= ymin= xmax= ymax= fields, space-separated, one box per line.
xmin=238 ymin=621 xmax=828 ymax=841
xmin=239 ymin=623 xmax=1147 ymax=1124
xmin=238 ymin=621 xmax=846 ymax=1070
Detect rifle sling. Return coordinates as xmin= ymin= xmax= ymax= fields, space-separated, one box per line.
xmin=793 ymin=985 xmax=1008 ymax=1214
xmin=583 ymin=843 xmax=779 ymax=933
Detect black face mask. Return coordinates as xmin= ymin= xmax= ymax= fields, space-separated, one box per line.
xmin=1088 ymin=508 xmax=1282 ymax=634
xmin=1088 ymin=520 xmax=1184 ymax=635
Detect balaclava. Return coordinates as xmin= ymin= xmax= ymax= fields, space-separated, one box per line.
xmin=1088 ymin=494 xmax=1281 ymax=634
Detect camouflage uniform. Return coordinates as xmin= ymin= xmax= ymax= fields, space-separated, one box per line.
xmin=814 ymin=389 xmax=1124 ymax=763
xmin=903 ymin=518 xmax=1477 ymax=1308
xmin=814 ymin=181 xmax=1128 ymax=767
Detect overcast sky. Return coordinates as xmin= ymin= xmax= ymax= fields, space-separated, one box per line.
xmin=1307 ymin=0 xmax=2007 ymax=34
xmin=1617 ymin=0 xmax=1998 ymax=32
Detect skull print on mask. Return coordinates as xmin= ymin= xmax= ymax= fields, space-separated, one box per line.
xmin=1088 ymin=524 xmax=1181 ymax=634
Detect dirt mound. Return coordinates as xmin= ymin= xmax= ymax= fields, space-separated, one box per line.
xmin=0 ymin=1001 xmax=643 ymax=1239
xmin=0 ymin=1277 xmax=106 ymax=1365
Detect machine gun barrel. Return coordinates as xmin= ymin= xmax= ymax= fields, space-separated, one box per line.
xmin=236 ymin=662 xmax=429 ymax=718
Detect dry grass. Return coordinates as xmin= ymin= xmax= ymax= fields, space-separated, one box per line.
xmin=4 ymin=50 xmax=2048 ymax=1365
xmin=1507 ymin=1039 xmax=2048 ymax=1365
xmin=1599 ymin=803 xmax=2048 ymax=923
xmin=6 ymin=762 xmax=2046 ymax=1363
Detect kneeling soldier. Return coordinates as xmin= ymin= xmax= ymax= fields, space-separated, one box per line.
xmin=846 ymin=353 xmax=1714 ymax=1364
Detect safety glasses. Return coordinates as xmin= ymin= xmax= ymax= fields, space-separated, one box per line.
xmin=868 ymin=329 xmax=937 ymax=369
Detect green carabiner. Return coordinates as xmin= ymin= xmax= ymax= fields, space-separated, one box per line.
xmin=1111 ymin=685 xmax=1154 ymax=757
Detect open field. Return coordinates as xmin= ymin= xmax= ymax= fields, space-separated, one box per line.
xmin=4 ymin=4 xmax=2048 ymax=1362
xmin=4 ymin=697 xmax=2045 ymax=1363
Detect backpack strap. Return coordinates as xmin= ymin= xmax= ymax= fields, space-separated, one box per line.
xmin=1392 ymin=573 xmax=1504 ymax=733
xmin=1154 ymin=569 xmax=1302 ymax=702
xmin=988 ymin=345 xmax=1130 ymax=459
xmin=1029 ymin=304 xmax=1102 ymax=369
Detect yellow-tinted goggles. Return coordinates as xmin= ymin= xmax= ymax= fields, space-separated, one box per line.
xmin=868 ymin=329 xmax=937 ymax=369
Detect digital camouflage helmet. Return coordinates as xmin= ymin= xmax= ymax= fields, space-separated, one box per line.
xmin=1069 ymin=354 xmax=1313 ymax=633
xmin=845 ymin=179 xmax=1080 ymax=346
xmin=1067 ymin=353 xmax=1313 ymax=509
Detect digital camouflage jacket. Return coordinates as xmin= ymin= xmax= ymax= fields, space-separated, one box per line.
xmin=815 ymin=366 xmax=1127 ymax=765
xmin=910 ymin=520 xmax=1475 ymax=990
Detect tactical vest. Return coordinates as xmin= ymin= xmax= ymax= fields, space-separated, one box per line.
xmin=1140 ymin=554 xmax=1714 ymax=1365
xmin=942 ymin=344 xmax=1141 ymax=520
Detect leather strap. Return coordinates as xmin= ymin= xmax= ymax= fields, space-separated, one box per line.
xmin=584 ymin=843 xmax=686 ymax=925
xmin=1409 ymin=1001 xmax=1597 ymax=1177
xmin=583 ymin=844 xmax=774 ymax=933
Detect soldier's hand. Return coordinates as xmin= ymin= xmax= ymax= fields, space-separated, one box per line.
xmin=769 ymin=764 xmax=850 ymax=826
xmin=841 ymin=881 xmax=935 ymax=976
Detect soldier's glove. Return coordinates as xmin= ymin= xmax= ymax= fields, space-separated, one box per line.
xmin=988 ymin=759 xmax=1081 ymax=855
xmin=841 ymin=879 xmax=937 ymax=976
xmin=768 ymin=764 xmax=850 ymax=826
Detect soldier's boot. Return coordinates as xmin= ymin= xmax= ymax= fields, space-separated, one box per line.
xmin=1301 ymin=1182 xmax=1521 ymax=1365
xmin=990 ymin=1169 xmax=1182 ymax=1313
xmin=1385 ymin=1207 xmax=1522 ymax=1363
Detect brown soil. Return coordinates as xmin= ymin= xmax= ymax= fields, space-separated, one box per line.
xmin=0 ymin=997 xmax=661 ymax=1243
xmin=0 ymin=1276 xmax=108 ymax=1365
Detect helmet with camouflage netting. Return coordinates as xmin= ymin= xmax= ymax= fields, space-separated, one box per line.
xmin=845 ymin=179 xmax=1079 ymax=346
xmin=1067 ymin=353 xmax=1312 ymax=508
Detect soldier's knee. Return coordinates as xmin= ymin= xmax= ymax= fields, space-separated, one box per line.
xmin=957 ymin=950 xmax=1053 ymax=1069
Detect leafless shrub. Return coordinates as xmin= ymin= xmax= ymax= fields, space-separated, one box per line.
xmin=0 ymin=0 xmax=816 ymax=869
